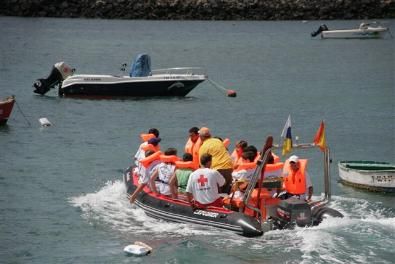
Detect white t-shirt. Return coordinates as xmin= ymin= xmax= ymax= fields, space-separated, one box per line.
xmin=138 ymin=160 xmax=160 ymax=185
xmin=154 ymin=163 xmax=176 ymax=196
xmin=186 ymin=168 xmax=225 ymax=204
xmin=232 ymin=168 xmax=255 ymax=182
xmin=134 ymin=142 xmax=147 ymax=166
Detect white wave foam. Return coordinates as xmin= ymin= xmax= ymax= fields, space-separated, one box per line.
xmin=69 ymin=183 xmax=394 ymax=263
xmin=69 ymin=180 xmax=218 ymax=237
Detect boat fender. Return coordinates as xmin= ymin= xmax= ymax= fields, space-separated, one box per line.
xmin=140 ymin=151 xmax=162 ymax=168
xmin=124 ymin=241 xmax=152 ymax=256
xmin=160 ymin=155 xmax=179 ymax=163
xmin=175 ymin=161 xmax=198 ymax=170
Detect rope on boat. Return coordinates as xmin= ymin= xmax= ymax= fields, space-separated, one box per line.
xmin=14 ymin=97 xmax=32 ymax=127
xmin=208 ymin=79 xmax=237 ymax=97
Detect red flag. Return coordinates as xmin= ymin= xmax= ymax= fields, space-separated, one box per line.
xmin=314 ymin=121 xmax=327 ymax=151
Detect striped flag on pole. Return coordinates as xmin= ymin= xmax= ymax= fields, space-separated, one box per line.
xmin=314 ymin=120 xmax=327 ymax=151
xmin=281 ymin=115 xmax=292 ymax=156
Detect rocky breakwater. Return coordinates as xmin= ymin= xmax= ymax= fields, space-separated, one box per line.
xmin=1 ymin=0 xmax=394 ymax=20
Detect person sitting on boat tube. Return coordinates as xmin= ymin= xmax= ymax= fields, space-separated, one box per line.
xmin=169 ymin=153 xmax=197 ymax=198
xmin=150 ymin=148 xmax=179 ymax=198
xmin=184 ymin=127 xmax=202 ymax=168
xmin=186 ymin=153 xmax=226 ymax=209
xmin=129 ymin=150 xmax=161 ymax=204
xmin=282 ymin=155 xmax=313 ymax=201
xmin=230 ymin=140 xmax=248 ymax=169
xmin=133 ymin=128 xmax=160 ymax=166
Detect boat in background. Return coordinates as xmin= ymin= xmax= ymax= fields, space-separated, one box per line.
xmin=0 ymin=95 xmax=15 ymax=125
xmin=311 ymin=22 xmax=390 ymax=39
xmin=338 ymin=161 xmax=395 ymax=192
xmin=33 ymin=54 xmax=207 ymax=97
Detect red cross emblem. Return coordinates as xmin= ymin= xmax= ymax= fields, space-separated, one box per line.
xmin=197 ymin=174 xmax=208 ymax=187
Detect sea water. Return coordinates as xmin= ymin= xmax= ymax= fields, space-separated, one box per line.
xmin=0 ymin=17 xmax=394 ymax=263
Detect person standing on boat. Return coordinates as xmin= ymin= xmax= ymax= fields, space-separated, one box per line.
xmin=198 ymin=127 xmax=233 ymax=194
xmin=134 ymin=128 xmax=160 ymax=166
xmin=186 ymin=153 xmax=225 ymax=209
xmin=129 ymin=150 xmax=161 ymax=204
xmin=150 ymin=148 xmax=179 ymax=198
xmin=184 ymin=127 xmax=202 ymax=168
xmin=282 ymin=155 xmax=313 ymax=201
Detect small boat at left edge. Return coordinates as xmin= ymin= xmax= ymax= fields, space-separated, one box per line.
xmin=0 ymin=95 xmax=15 ymax=125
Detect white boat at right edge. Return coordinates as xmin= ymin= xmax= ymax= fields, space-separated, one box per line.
xmin=311 ymin=22 xmax=391 ymax=39
xmin=338 ymin=161 xmax=395 ymax=192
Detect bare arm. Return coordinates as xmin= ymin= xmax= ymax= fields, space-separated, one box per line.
xmin=129 ymin=183 xmax=146 ymax=204
xmin=186 ymin=192 xmax=196 ymax=210
xmin=149 ymin=169 xmax=159 ymax=194
xmin=169 ymin=172 xmax=178 ymax=199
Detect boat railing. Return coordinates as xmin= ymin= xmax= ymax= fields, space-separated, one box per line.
xmin=151 ymin=67 xmax=207 ymax=78
xmin=243 ymin=138 xmax=332 ymax=222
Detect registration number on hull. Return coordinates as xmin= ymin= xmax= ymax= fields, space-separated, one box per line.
xmin=193 ymin=210 xmax=219 ymax=218
xmin=371 ymin=175 xmax=393 ymax=183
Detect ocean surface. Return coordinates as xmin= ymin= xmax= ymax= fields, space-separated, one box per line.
xmin=0 ymin=17 xmax=394 ymax=263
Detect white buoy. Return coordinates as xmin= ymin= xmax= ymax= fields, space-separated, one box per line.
xmin=39 ymin=117 xmax=51 ymax=127
xmin=124 ymin=241 xmax=152 ymax=256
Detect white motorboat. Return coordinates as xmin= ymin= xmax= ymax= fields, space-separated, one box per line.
xmin=33 ymin=54 xmax=207 ymax=97
xmin=338 ymin=161 xmax=395 ymax=192
xmin=311 ymin=22 xmax=390 ymax=39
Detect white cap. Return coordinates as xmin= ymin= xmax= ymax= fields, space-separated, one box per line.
xmin=289 ymin=155 xmax=299 ymax=163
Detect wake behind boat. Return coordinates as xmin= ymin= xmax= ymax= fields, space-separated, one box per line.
xmin=124 ymin=135 xmax=343 ymax=237
xmin=338 ymin=161 xmax=395 ymax=192
xmin=311 ymin=22 xmax=390 ymax=39
xmin=33 ymin=54 xmax=207 ymax=97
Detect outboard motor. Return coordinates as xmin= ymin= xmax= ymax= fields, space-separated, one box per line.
xmin=273 ymin=197 xmax=312 ymax=229
xmin=33 ymin=62 xmax=73 ymax=95
xmin=311 ymin=24 xmax=329 ymax=37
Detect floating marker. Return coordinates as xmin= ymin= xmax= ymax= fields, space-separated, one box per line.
xmin=124 ymin=241 xmax=152 ymax=256
xmin=227 ymin=89 xmax=237 ymax=97
xmin=39 ymin=117 xmax=51 ymax=127
xmin=208 ymin=79 xmax=237 ymax=98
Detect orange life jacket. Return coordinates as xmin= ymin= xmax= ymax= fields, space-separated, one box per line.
xmin=264 ymin=162 xmax=284 ymax=179
xmin=175 ymin=161 xmax=198 ymax=170
xmin=272 ymin=152 xmax=280 ymax=163
xmin=231 ymin=149 xmax=243 ymax=167
xmin=141 ymin=143 xmax=160 ymax=153
xmin=140 ymin=151 xmax=162 ymax=168
xmin=140 ymin=133 xmax=156 ymax=142
xmin=234 ymin=161 xmax=257 ymax=171
xmin=283 ymin=159 xmax=307 ymax=195
xmin=159 ymin=155 xmax=179 ymax=163
xmin=184 ymin=137 xmax=202 ymax=167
